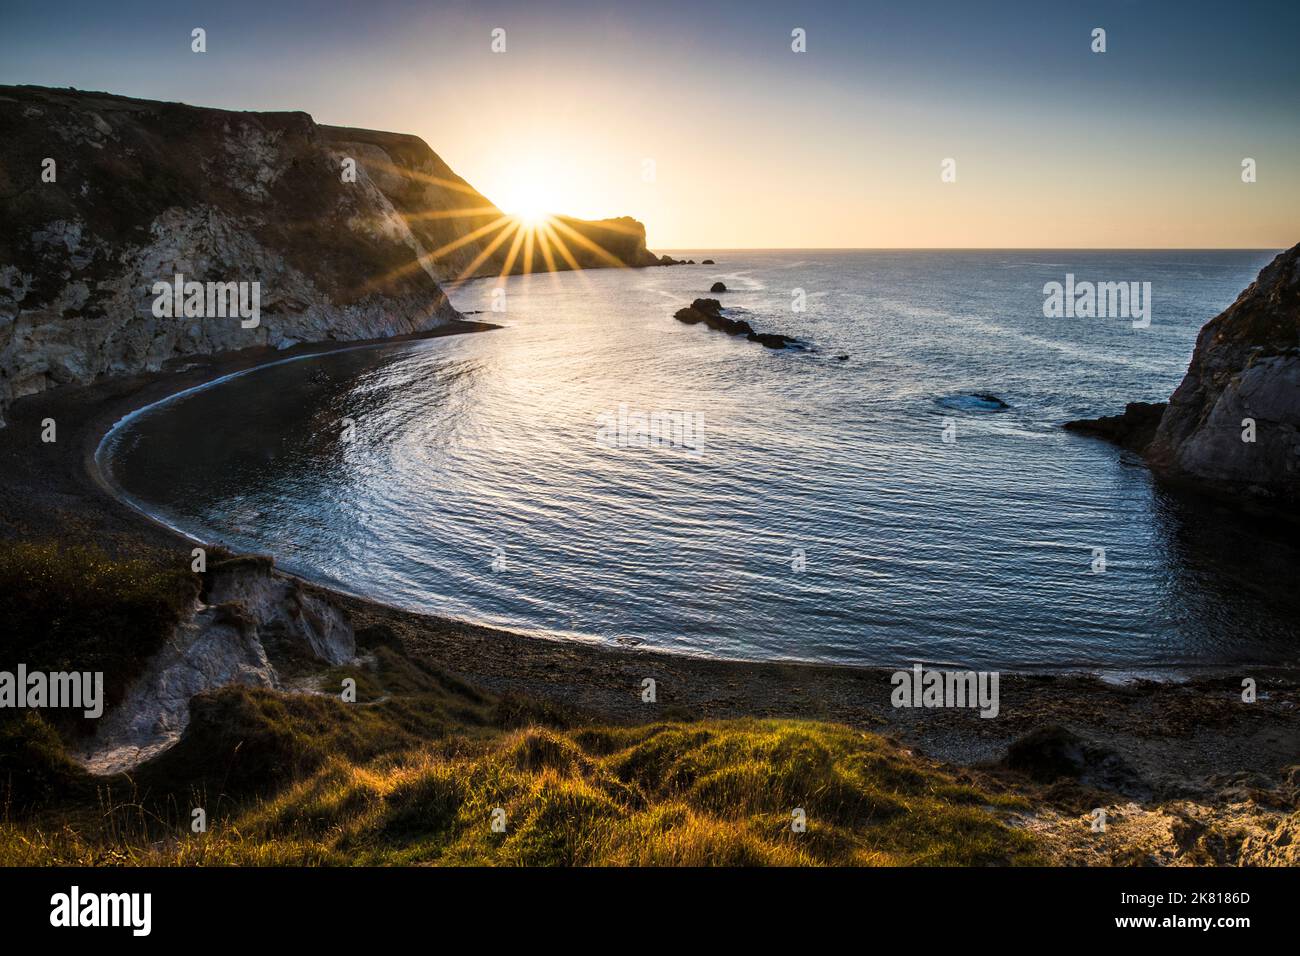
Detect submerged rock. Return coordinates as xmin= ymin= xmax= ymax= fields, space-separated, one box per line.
xmin=747 ymin=331 xmax=800 ymax=349
xmin=938 ymin=393 xmax=1010 ymax=412
xmin=710 ymin=281 xmax=727 ymax=293
xmin=702 ymin=259 xmax=716 ymax=265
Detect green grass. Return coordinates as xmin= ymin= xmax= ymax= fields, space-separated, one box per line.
xmin=0 ymin=541 xmax=197 ymax=810
xmin=0 ymin=542 xmax=1042 ymax=866
xmin=1 ymin=719 xmax=1040 ymax=866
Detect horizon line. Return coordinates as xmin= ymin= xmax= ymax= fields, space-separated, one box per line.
xmin=653 ymin=246 xmax=1288 ymax=252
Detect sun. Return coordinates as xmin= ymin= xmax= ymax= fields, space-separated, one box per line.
xmin=367 ymin=153 xmax=640 ymax=286
xmin=511 ymin=202 xmax=551 ymax=227
xmin=491 ymin=158 xmax=560 ymax=227
xmin=496 ymin=174 xmax=552 ymax=226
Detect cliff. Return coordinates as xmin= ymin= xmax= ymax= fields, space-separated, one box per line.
xmin=1146 ymin=243 xmax=1300 ymax=506
xmin=1068 ymin=243 xmax=1300 ymax=510
xmin=320 ymin=124 xmax=668 ymax=277
xmin=0 ymin=86 xmax=672 ymax=425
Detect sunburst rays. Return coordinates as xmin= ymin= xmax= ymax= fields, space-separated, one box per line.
xmin=359 ymin=211 xmax=636 ymax=297
xmin=348 ymin=156 xmax=642 ymax=300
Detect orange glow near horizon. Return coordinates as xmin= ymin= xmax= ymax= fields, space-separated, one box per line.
xmin=6 ymin=5 xmax=1296 ymax=250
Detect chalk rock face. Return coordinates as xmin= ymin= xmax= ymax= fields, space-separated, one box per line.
xmin=0 ymin=86 xmax=676 ymax=425
xmin=75 ymin=558 xmax=356 ymax=774
xmin=205 ymin=557 xmax=355 ymax=665
xmin=0 ymin=86 xmax=467 ymax=426
xmin=1146 ymin=243 xmax=1300 ymax=507
xmin=75 ymin=603 xmax=277 ymax=775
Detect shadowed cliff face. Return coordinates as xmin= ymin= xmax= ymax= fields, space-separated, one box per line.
xmin=1146 ymin=242 xmax=1300 ymax=508
xmin=0 ymin=86 xmax=668 ymax=425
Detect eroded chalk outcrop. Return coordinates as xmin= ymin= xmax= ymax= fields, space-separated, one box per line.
xmin=75 ymin=557 xmax=355 ymax=774
xmin=204 ymin=556 xmax=354 ymax=665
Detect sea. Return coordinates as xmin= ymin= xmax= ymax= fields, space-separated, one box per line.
xmin=98 ymin=250 xmax=1300 ymax=673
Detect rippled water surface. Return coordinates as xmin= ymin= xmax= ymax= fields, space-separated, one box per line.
xmin=102 ymin=250 xmax=1300 ymax=670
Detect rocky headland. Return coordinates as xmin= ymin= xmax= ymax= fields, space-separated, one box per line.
xmin=0 ymin=85 xmax=679 ymax=425
xmin=1066 ymin=242 xmax=1300 ymax=512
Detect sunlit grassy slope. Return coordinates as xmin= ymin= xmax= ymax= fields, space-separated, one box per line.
xmin=0 ymin=542 xmax=1041 ymax=866
xmin=2 ymin=717 xmax=1039 ymax=866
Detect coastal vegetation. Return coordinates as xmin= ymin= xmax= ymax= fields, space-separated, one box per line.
xmin=0 ymin=542 xmax=1042 ymax=866
xmin=3 ymin=539 xmax=1298 ymax=867
xmin=2 ymin=708 xmax=1042 ymax=866
xmin=0 ymin=542 xmax=195 ymax=736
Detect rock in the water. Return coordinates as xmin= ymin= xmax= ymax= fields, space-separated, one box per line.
xmin=747 ymin=331 xmax=799 ymax=349
xmin=674 ymin=298 xmax=750 ymax=335
xmin=702 ymin=259 xmax=715 ymax=265
xmin=937 ymin=393 xmax=1010 ymax=412
xmin=1064 ymin=401 xmax=1166 ymax=454
xmin=1142 ymin=243 xmax=1300 ymax=509
xmin=673 ymin=298 xmax=802 ymax=350
xmin=710 ymin=281 xmax=727 ymax=293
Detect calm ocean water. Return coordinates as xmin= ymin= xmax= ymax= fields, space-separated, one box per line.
xmin=101 ymin=250 xmax=1300 ymax=671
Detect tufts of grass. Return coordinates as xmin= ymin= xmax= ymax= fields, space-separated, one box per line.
xmin=0 ymin=713 xmax=94 ymax=812
xmin=1 ymin=719 xmax=1041 ymax=866
xmin=0 ymin=541 xmax=197 ymax=811
xmin=130 ymin=651 xmax=501 ymax=804
xmin=0 ymin=539 xmax=1041 ymax=867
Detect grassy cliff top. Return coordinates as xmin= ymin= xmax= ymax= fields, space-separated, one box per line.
xmin=2 ymin=713 xmax=1040 ymax=866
